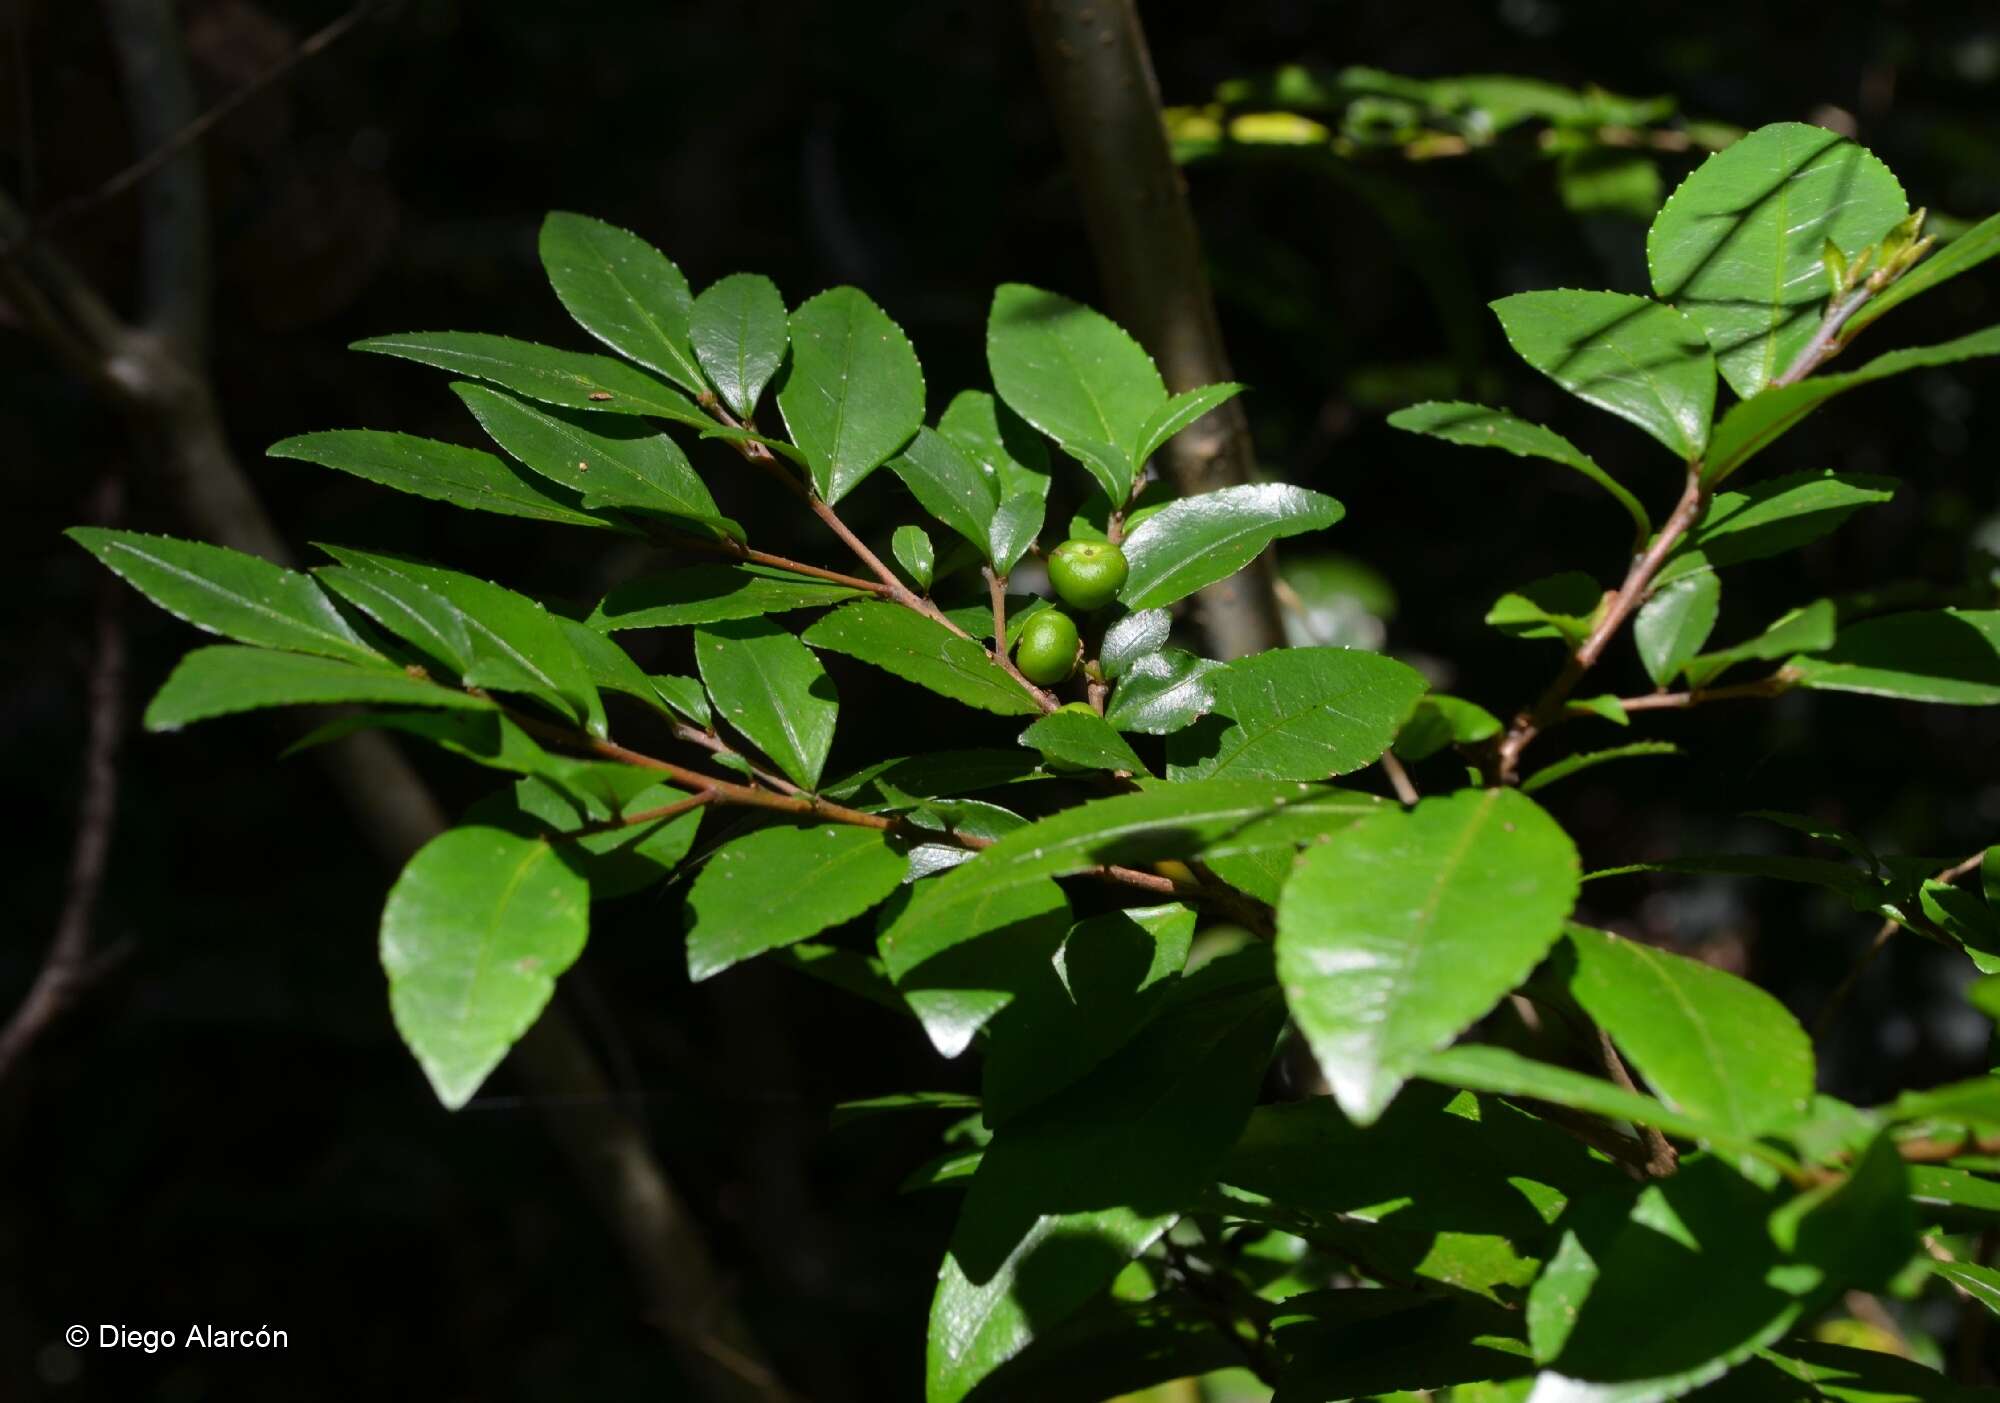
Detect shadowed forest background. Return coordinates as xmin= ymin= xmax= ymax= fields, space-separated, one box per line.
xmin=5 ymin=0 xmax=2000 ymax=1398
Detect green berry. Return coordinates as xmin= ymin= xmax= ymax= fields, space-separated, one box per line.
xmin=1015 ymin=609 xmax=1080 ymax=684
xmin=1047 ymin=539 xmax=1129 ymax=611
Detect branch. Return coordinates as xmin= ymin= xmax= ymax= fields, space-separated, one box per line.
xmin=0 ymin=477 xmax=131 ymax=1085
xmin=1492 ymin=463 xmax=1709 ymax=784
xmin=1568 ymin=670 xmax=1798 ymax=720
xmin=1593 ymin=1026 xmax=1679 ymax=1178
xmin=985 ymin=566 xmax=1059 ymax=706
xmin=1022 ymin=0 xmax=1284 ymax=661
xmin=1813 ymin=850 xmax=1988 ymax=1040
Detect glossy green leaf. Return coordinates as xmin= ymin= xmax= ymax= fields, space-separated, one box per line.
xmin=980 ymin=904 xmax=1195 ymax=1125
xmin=694 ymin=618 xmax=838 ymax=789
xmin=1767 ymin=1131 xmax=1914 ymax=1294
xmin=1491 ymin=290 xmax=1716 ymax=459
xmin=1934 ymin=1258 xmax=2000 ymax=1318
xmin=1791 ymin=610 xmax=2000 ymax=705
xmin=1530 ymin=1159 xmax=1805 ymax=1402
xmin=269 ymin=430 xmax=619 ymax=531
xmin=684 ymin=824 xmax=907 ymax=981
xmin=1167 ymin=646 xmax=1427 ymax=781
xmin=1521 ymin=743 xmax=1679 ymax=795
xmin=1104 ymin=649 xmax=1223 ymax=735
xmin=1704 ymin=327 xmax=2000 ymax=483
xmin=803 ymin=602 xmax=1042 ymax=716
xmin=889 ymin=427 xmax=1001 ymax=555
xmin=938 ymin=390 xmax=1051 ymax=574
xmin=1698 ymin=1341 xmax=2000 ymax=1402
xmin=69 ymin=528 xmax=383 ymax=665
xmin=1563 ymin=925 xmax=1813 ymax=1140
xmin=510 ymin=770 xmax=702 ymax=900
xmin=881 ymin=780 xmax=1304 ymax=999
xmin=955 ymin=1296 xmax=1240 ymax=1403
xmin=1276 ymin=788 xmax=1580 ymax=1123
xmin=1098 ymin=609 xmax=1171 ymax=679
xmin=1418 ymin=1044 xmax=1748 ymax=1151
xmin=353 ymin=331 xmax=707 ymax=427
xmin=316 ymin=546 xmax=600 ymax=730
xmin=1394 ymin=695 xmax=1504 ymax=764
xmin=314 ymin=564 xmax=472 ymax=676
xmin=893 ymin=525 xmax=936 ymax=592
xmin=588 ymin=564 xmax=864 ymax=631
xmin=688 ymin=271 xmax=787 ymax=418
xmin=1388 ymin=401 xmax=1651 ymax=544
xmin=1119 ymin=484 xmax=1345 ymax=610
xmin=1648 ymin=122 xmax=1908 ymax=397
xmin=1634 ymin=568 xmax=1720 ymax=686
xmin=1670 ymin=472 xmax=1899 ymax=577
xmin=1489 ymin=571 xmax=1604 ymax=646
xmin=931 ymin=956 xmax=1282 ymax=1402
xmin=1132 ymin=381 xmax=1244 ymax=470
xmin=1018 ymin=709 xmax=1148 ymax=775
xmin=537 ymin=211 xmax=702 ymax=391
xmin=381 ymin=825 xmax=588 ymax=1109
xmin=778 ymin=286 xmax=925 ymax=503
xmin=452 ymin=382 xmax=725 ymax=525
xmin=986 ymin=283 xmax=1167 ymax=498
xmin=890 ymin=879 xmax=1071 ymax=1057
xmin=144 ymin=646 xmax=489 ymax=731
xmin=1850 ymin=209 xmax=2000 ymax=335
xmin=1273 ymin=1292 xmax=1530 ymax=1401
xmin=1683 ymin=601 xmax=1836 ymax=689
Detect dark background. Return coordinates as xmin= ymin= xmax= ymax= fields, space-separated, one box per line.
xmin=4 ymin=1 xmax=1999 ymax=1398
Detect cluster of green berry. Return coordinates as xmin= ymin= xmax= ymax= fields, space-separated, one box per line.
xmin=1013 ymin=538 xmax=1128 ymax=685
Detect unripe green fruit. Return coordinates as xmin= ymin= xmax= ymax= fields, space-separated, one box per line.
xmin=1015 ymin=609 xmax=1080 ymax=684
xmin=1047 ymin=539 xmax=1129 ymax=611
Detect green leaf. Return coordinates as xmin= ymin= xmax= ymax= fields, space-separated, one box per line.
xmin=1530 ymin=1159 xmax=1805 ymax=1401
xmin=1276 ymin=788 xmax=1580 ymax=1124
xmin=315 ymin=546 xmax=601 ymax=730
xmin=1490 ymin=290 xmax=1716 ymax=459
xmin=588 ymin=563 xmax=865 ymax=631
xmin=295 ymin=708 xmax=561 ymax=782
xmin=1671 ymin=472 xmax=1899 ymax=575
xmin=1418 ymin=1044 xmax=1754 ymax=1152
xmin=1703 ymin=325 xmax=2000 ymax=483
xmin=558 ymin=619 xmax=677 ymax=721
xmin=269 ymin=430 xmax=620 ymax=531
xmin=1132 ymin=381 xmax=1244 ymax=469
xmin=1488 ymin=571 xmax=1604 ymax=646
xmin=381 ymin=825 xmax=588 ymax=1109
xmin=1387 ymin=401 xmax=1651 ymax=544
xmin=1394 ymin=695 xmax=1503 ymax=764
xmin=1563 ymin=925 xmax=1813 ymax=1141
xmin=1559 ymin=146 xmax=1663 ymax=221
xmin=314 ymin=565 xmax=473 ymax=677
xmin=694 ymin=618 xmax=838 ymax=789
xmin=930 ymin=957 xmax=1282 ymax=1402
xmin=1887 ymin=1074 xmax=2000 ymax=1128
xmin=778 ymin=286 xmax=926 ymax=503
xmin=893 ymin=525 xmax=936 ymax=592
xmin=890 ymin=880 xmax=1072 ymax=1057
xmin=1791 ymin=610 xmax=2000 ymax=705
xmin=144 ymin=646 xmax=489 ymax=731
xmin=1683 ymin=601 xmax=1836 ymax=689
xmin=938 ymin=390 xmax=1051 ymax=574
xmin=1167 ymin=646 xmax=1427 ymax=781
xmin=537 ymin=211 xmax=702 ymax=392
xmin=928 ymin=1207 xmax=1170 ymax=1403
xmin=688 ymin=271 xmax=787 ymax=418
xmin=1098 ymin=609 xmax=1171 ymax=679
xmin=1934 ymin=1258 xmax=2000 ymax=1317
xmin=986 ymin=283 xmax=1167 ymax=498
xmin=510 ymin=771 xmax=701 ymax=900
xmin=1521 ymin=743 xmax=1680 ymax=795
xmin=1019 ymin=709 xmax=1148 ymax=775
xmin=683 ymin=824 xmax=907 ymax=981
xmin=1850 ymin=209 xmax=2000 ymax=335
xmin=803 ymin=602 xmax=1042 ymax=716
xmin=451 ymin=382 xmax=726 ymax=526
xmin=353 ymin=331 xmax=707 ymax=427
xmin=1105 ymin=649 xmax=1223 ymax=735
xmin=881 ymin=780 xmax=1306 ymax=1003
xmin=980 ymin=904 xmax=1195 ymax=1125
xmin=1767 ymin=1130 xmax=1914 ymax=1294
xmin=889 ymin=426 xmax=1001 ymax=556
xmin=954 ymin=1297 xmax=1240 ymax=1403
xmin=1119 ymin=484 xmax=1345 ymax=609
xmin=1700 ymin=1342 xmax=2000 ymax=1402
xmin=1273 ymin=1292 xmax=1531 ymax=1400
xmin=69 ymin=528 xmax=383 ymax=665
xmin=1648 ymin=122 xmax=1908 ymax=397
xmin=1634 ymin=568 xmax=1720 ymax=686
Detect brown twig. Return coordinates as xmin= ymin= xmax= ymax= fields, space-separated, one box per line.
xmin=1593 ymin=1026 xmax=1680 ymax=1177
xmin=1379 ymin=750 xmax=1419 ymax=806
xmin=0 ymin=477 xmax=131 ymax=1085
xmin=1492 ymin=463 xmax=1708 ymax=784
xmin=1813 ymin=851 xmax=1988 ymax=1040
xmin=1569 ymin=671 xmax=1798 ymax=720
xmin=984 ymin=566 xmax=1058 ymax=706
xmin=654 ymin=527 xmax=889 ymax=596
